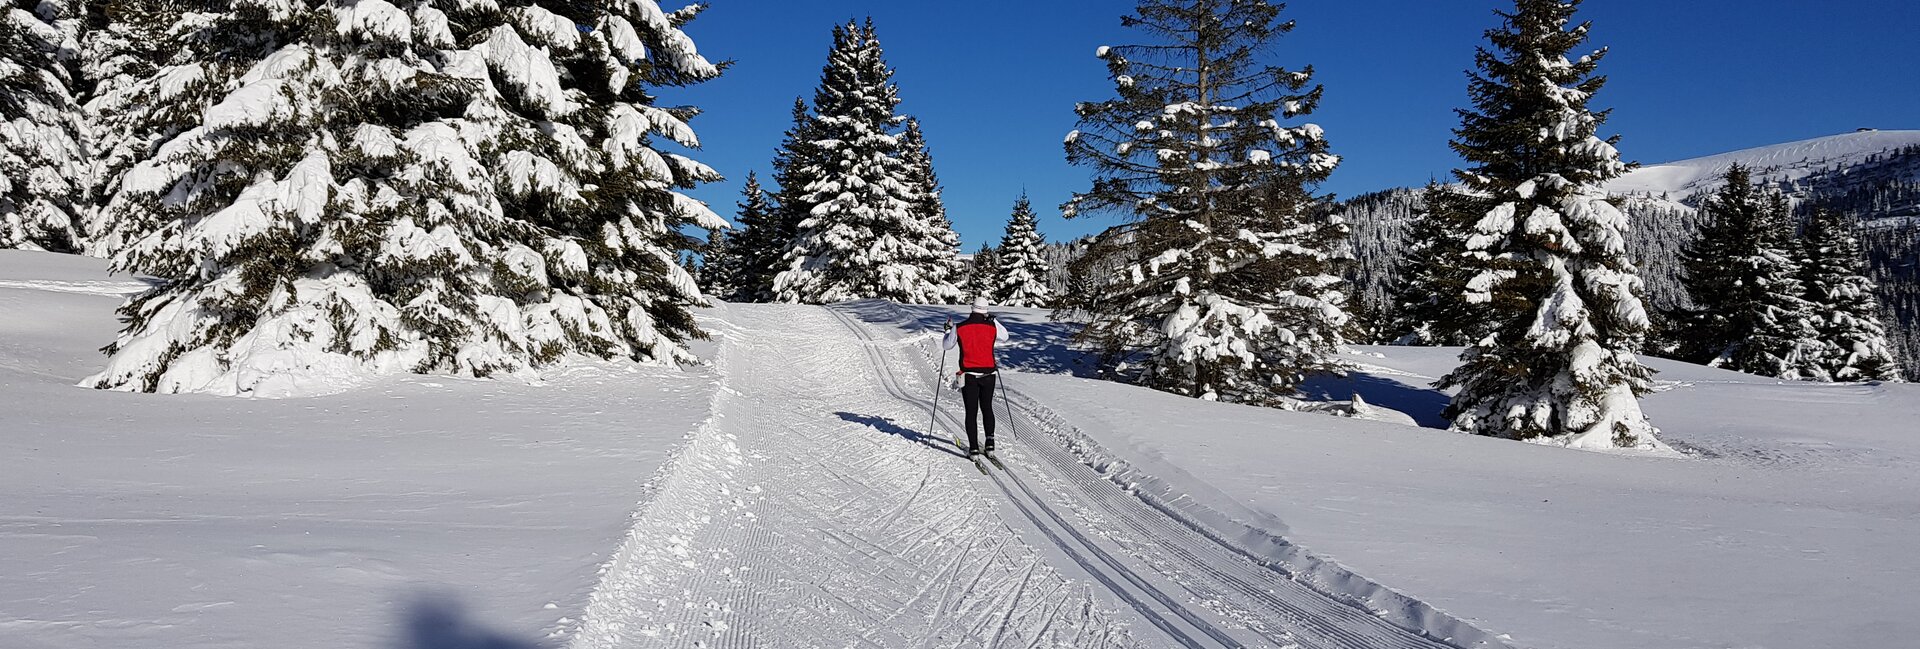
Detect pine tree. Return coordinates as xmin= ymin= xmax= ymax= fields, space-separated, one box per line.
xmin=1390 ymin=182 xmax=1495 ymax=345
xmin=712 ymin=171 xmax=776 ymax=301
xmin=1674 ymin=167 xmax=1820 ymax=378
xmin=772 ymin=20 xmax=961 ymax=305
xmin=1041 ymin=238 xmax=1083 ymax=298
xmin=1676 ymin=165 xmax=1826 ymax=379
xmin=1 ymin=0 xmax=87 ymax=252
xmin=1340 ymin=187 xmax=1422 ymax=341
xmin=1055 ymin=236 xmax=1122 ymax=318
xmin=750 ymin=99 xmax=819 ymax=302
xmin=994 ymin=193 xmax=1054 ymax=307
xmin=697 ymin=226 xmax=734 ymax=300
xmin=88 ymin=1 xmax=726 ymax=395
xmin=77 ymin=0 xmax=184 ymax=255
xmin=1433 ymin=0 xmax=1666 ymax=450
xmin=1062 ymin=0 xmax=1350 ymax=403
xmin=1798 ymin=207 xmax=1901 ymax=381
xmin=681 ymin=244 xmax=706 ymax=295
xmin=964 ymin=243 xmax=998 ymax=302
xmin=510 ymin=2 xmax=730 ymax=369
xmin=900 ymin=118 xmax=963 ymax=302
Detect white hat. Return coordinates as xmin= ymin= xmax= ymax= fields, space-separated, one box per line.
xmin=971 ymin=297 xmax=990 ymax=313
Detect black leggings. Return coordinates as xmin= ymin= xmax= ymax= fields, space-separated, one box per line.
xmin=961 ymin=372 xmax=997 ymax=450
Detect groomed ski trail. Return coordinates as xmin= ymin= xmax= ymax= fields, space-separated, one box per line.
xmin=567 ymin=304 xmax=1137 ymax=648
xmin=569 ymin=302 xmax=1508 ymax=648
xmin=831 ymin=301 xmax=1513 ymax=649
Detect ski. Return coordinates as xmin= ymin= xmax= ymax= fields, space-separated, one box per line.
xmin=984 ymin=453 xmax=1008 ymax=472
xmin=947 ymin=433 xmax=987 ymax=473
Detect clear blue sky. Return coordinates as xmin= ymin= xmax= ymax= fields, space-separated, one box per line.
xmin=669 ymin=0 xmax=1919 ymax=249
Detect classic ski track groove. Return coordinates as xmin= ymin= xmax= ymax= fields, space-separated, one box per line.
xmin=828 ymin=303 xmax=1505 ymax=649
xmin=827 ymin=306 xmax=1245 ymax=646
xmin=569 ymin=304 xmax=1134 ymax=649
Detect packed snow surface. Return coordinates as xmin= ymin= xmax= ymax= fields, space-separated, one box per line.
xmin=5 ymin=251 xmax=1917 ymax=648
xmin=1605 ymin=129 xmax=1920 ymax=196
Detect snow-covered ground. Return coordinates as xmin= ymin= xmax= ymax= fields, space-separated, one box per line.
xmin=7 ymin=250 xmax=1917 ymax=649
xmin=0 ymin=251 xmax=717 ymax=649
xmin=898 ymin=305 xmax=1918 ymax=649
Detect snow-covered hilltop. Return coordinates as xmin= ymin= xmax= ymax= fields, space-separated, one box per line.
xmin=1606 ymin=129 xmax=1920 ymax=197
xmin=1344 ymin=128 xmax=1920 ymax=379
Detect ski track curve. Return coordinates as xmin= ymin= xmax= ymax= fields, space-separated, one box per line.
xmin=828 ymin=300 xmax=1515 ymax=649
xmin=567 ymin=304 xmax=1136 ymax=649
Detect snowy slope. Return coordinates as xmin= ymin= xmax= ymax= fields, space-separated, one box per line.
xmin=1605 ymin=129 xmax=1920 ymax=196
xmin=0 ymin=251 xmax=717 ymax=649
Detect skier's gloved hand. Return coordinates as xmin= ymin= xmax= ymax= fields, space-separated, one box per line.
xmin=943 ymin=319 xmax=954 ymax=332
xmin=950 ymin=372 xmax=963 ymax=390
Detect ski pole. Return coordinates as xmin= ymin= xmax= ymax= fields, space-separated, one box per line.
xmin=997 ymin=370 xmax=1017 ymax=441
xmin=928 ymin=317 xmax=952 ymax=436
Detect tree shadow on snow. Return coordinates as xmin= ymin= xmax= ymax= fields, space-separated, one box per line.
xmin=833 ymin=300 xmax=1101 ymax=377
xmin=1298 ymin=373 xmax=1453 ymax=430
xmin=836 ymin=411 xmax=968 ymax=459
xmin=831 ymin=300 xmax=1454 ymax=426
xmin=398 ymin=594 xmax=544 ymax=649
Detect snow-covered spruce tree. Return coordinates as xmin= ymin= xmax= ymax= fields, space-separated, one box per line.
xmin=91 ymin=0 xmax=494 ymax=393
xmin=77 ymin=0 xmax=187 ymax=255
xmin=1062 ymin=0 xmax=1349 ymax=403
xmin=488 ymin=1 xmax=729 ymax=368
xmin=900 ymin=117 xmax=964 ymax=302
xmin=88 ymin=0 xmax=726 ymax=395
xmin=1675 ymin=165 xmax=1826 ymax=379
xmin=696 ymin=226 xmax=734 ymax=300
xmin=1433 ymin=0 xmax=1665 ymax=449
xmin=772 ymin=20 xmax=961 ymax=304
xmin=751 ymin=97 xmax=818 ymax=302
xmin=963 ymin=242 xmax=998 ymax=302
xmin=994 ymin=193 xmax=1054 ymax=307
xmin=680 ymin=243 xmax=705 ymax=294
xmin=1798 ymin=207 xmax=1901 ymax=381
xmin=1390 ymin=181 xmax=1496 ymax=346
xmin=1057 ymin=231 xmax=1123 ymax=318
xmin=0 ymin=0 xmax=87 ymax=252
xmin=1672 ymin=164 xmax=1755 ymax=364
xmin=1340 ymin=187 xmax=1421 ymax=341
xmin=1042 ymin=238 xmax=1084 ymax=297
xmin=708 ymin=170 xmax=776 ymax=301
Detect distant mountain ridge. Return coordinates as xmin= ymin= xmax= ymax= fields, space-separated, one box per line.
xmin=1606 ymin=129 xmax=1920 ymax=199
xmin=1342 ymin=129 xmax=1920 ymax=379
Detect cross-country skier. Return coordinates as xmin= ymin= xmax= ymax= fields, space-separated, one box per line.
xmin=943 ymin=298 xmax=1009 ymax=456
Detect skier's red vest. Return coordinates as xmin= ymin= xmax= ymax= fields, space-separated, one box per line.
xmin=955 ymin=317 xmax=999 ymax=371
